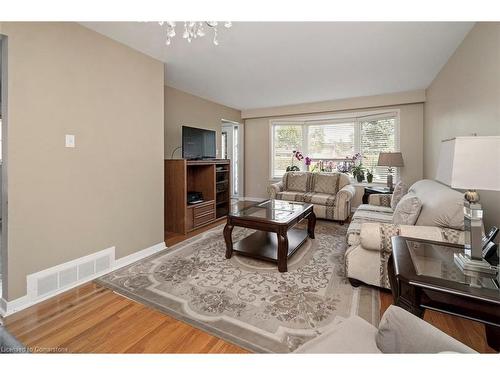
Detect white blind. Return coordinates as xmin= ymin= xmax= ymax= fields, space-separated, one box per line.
xmin=271 ymin=112 xmax=399 ymax=180
xmin=306 ymin=121 xmax=355 ymax=159
xmin=273 ymin=124 xmax=303 ymax=177
xmin=360 ymin=116 xmax=397 ymax=182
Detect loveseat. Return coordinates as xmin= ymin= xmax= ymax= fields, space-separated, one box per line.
xmin=346 ymin=179 xmax=465 ymax=289
xmin=295 ymin=305 xmax=475 ymax=353
xmin=268 ymin=171 xmax=355 ymax=223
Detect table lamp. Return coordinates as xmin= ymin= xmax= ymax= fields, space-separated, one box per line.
xmin=436 ymin=136 xmax=500 ymax=273
xmin=377 ymin=152 xmax=404 ymax=190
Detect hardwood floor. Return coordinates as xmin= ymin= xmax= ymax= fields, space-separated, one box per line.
xmin=3 ymin=199 xmax=496 ymax=353
xmin=4 ymin=282 xmax=247 ymax=353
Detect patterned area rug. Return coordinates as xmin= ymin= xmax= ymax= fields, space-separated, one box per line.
xmin=97 ymin=220 xmax=380 ymax=353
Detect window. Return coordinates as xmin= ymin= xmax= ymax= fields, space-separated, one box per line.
xmin=270 ymin=112 xmax=399 ymax=181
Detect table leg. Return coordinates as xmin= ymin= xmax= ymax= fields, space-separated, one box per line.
xmin=277 ymin=230 xmax=289 ymax=272
xmin=485 ymin=325 xmax=500 ymax=352
xmin=223 ymin=222 xmax=234 ymax=259
xmin=307 ymin=210 xmax=316 ymax=239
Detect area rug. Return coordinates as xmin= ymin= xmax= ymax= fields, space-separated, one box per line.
xmin=97 ymin=221 xmax=380 ymax=353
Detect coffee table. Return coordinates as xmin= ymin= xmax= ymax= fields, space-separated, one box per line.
xmin=389 ymin=236 xmax=500 ymax=351
xmin=223 ymin=199 xmax=316 ymax=272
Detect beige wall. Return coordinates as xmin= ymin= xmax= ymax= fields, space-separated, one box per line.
xmin=245 ymin=103 xmax=424 ymax=199
xmin=424 ymin=22 xmax=500 ymax=230
xmin=164 ymin=86 xmax=242 ymax=159
xmin=0 ymin=22 xmax=165 ymax=300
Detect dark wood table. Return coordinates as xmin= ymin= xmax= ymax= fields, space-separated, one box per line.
xmin=224 ymin=199 xmax=316 ymax=272
xmin=362 ymin=186 xmax=392 ymax=204
xmin=389 ymin=236 xmax=500 ymax=351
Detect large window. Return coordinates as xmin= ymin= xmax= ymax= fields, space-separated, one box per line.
xmin=271 ymin=112 xmax=399 ymax=181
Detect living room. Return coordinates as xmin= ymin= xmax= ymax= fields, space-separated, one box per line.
xmin=1 ymin=0 xmax=500 ymax=373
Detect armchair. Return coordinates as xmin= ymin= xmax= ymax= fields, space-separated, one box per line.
xmin=295 ymin=305 xmax=476 ymax=353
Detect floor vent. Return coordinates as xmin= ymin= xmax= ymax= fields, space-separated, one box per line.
xmin=27 ymin=247 xmax=115 ymax=300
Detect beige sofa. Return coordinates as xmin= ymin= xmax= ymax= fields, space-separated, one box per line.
xmin=345 ymin=179 xmax=465 ymax=289
xmin=295 ymin=305 xmax=475 ymax=353
xmin=268 ymin=171 xmax=355 ymax=223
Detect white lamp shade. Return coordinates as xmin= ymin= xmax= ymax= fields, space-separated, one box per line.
xmin=436 ymin=136 xmax=500 ymax=191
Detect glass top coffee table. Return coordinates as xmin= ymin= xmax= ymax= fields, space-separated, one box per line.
xmin=223 ymin=199 xmax=316 ymax=272
xmin=389 ymin=236 xmax=500 ymax=351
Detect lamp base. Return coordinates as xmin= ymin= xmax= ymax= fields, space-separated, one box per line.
xmin=453 ymin=253 xmax=498 ymax=276
xmin=386 ymin=174 xmax=393 ymax=190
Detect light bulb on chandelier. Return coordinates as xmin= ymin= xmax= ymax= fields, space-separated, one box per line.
xmin=158 ymin=21 xmax=232 ymax=45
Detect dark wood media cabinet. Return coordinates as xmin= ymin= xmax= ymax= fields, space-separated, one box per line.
xmin=165 ymin=159 xmax=231 ymax=234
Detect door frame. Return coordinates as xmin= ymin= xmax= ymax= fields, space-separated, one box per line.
xmin=221 ymin=119 xmax=244 ymax=199
xmin=1 ymin=34 xmax=8 ymax=304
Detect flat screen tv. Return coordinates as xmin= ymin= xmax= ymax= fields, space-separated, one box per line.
xmin=182 ymin=126 xmax=216 ymax=160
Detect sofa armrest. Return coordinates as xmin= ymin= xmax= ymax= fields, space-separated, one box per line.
xmin=359 ymin=223 xmax=465 ymax=252
xmin=368 ymin=193 xmax=392 ymax=207
xmin=268 ymin=181 xmax=284 ymax=199
xmin=335 ymin=184 xmax=356 ymax=205
xmin=376 ymin=306 xmax=476 ymax=353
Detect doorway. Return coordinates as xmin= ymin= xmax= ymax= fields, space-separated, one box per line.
xmin=221 ymin=120 xmax=244 ymax=199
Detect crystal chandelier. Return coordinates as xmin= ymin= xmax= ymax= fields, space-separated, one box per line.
xmin=158 ymin=21 xmax=232 ymax=46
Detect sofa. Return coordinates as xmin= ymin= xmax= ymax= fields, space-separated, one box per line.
xmin=268 ymin=171 xmax=355 ymax=223
xmin=346 ymin=179 xmax=465 ymax=289
xmin=295 ymin=305 xmax=476 ymax=353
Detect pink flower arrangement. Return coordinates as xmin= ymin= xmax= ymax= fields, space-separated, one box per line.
xmin=304 ymin=156 xmax=312 ymax=166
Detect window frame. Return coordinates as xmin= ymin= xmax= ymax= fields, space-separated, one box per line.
xmin=269 ymin=109 xmax=400 ymax=181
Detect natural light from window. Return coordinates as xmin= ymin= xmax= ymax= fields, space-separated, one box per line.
xmin=271 ymin=112 xmax=399 ymax=182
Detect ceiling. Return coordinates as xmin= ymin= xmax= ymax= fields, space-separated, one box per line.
xmin=81 ymin=22 xmax=474 ymax=110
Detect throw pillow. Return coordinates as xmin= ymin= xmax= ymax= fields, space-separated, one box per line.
xmin=284 ymin=172 xmax=310 ymax=192
xmin=311 ymin=173 xmax=340 ymax=194
xmin=392 ymin=194 xmax=422 ymax=225
xmin=391 ymin=181 xmax=408 ymax=210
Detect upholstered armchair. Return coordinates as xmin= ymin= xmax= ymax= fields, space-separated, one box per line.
xmin=268 ymin=172 xmax=355 ymax=223
xmin=295 ymin=305 xmax=476 ymax=353
xmin=346 ymin=222 xmax=464 ymax=289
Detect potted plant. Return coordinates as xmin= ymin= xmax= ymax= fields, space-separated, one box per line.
xmin=352 ymin=165 xmax=365 ymax=182
xmin=286 ymin=150 xmax=304 ymax=172
xmin=366 ymin=168 xmax=374 ymax=183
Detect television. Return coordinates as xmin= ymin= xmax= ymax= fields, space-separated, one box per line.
xmin=182 ymin=126 xmax=217 ymax=160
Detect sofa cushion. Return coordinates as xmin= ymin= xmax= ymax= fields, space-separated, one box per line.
xmin=283 ymin=172 xmax=311 ymax=192
xmin=392 ymin=194 xmax=422 ymax=225
xmin=390 ymin=181 xmax=408 ymax=210
xmin=376 ymin=306 xmax=476 ymax=353
xmin=347 ymin=204 xmax=394 ymax=245
xmin=408 ymin=179 xmax=464 ymax=230
xmin=295 ymin=316 xmax=381 ymax=353
xmin=310 ymin=173 xmax=341 ymax=194
xmin=275 ymin=191 xmax=306 ymax=202
xmin=303 ymin=192 xmax=337 ymax=206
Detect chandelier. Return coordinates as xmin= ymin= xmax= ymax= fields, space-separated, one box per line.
xmin=158 ymin=21 xmax=232 ymax=46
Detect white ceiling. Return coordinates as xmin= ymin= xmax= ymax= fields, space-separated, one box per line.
xmin=81 ymin=22 xmax=473 ymax=110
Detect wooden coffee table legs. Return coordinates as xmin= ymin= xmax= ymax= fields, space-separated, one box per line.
xmin=224 ymin=222 xmax=234 ymax=259
xmin=307 ymin=211 xmax=316 ymax=239
xmin=277 ymin=229 xmax=289 ymax=272
xmin=224 ymin=210 xmax=316 ymax=273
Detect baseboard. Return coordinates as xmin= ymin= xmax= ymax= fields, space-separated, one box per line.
xmin=114 ymin=242 xmax=166 ymax=269
xmin=0 ymin=241 xmax=166 ymax=317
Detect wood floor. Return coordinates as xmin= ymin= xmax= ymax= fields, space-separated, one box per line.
xmin=3 ymin=199 xmax=496 ymax=353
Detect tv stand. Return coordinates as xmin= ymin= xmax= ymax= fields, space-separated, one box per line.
xmin=164 ymin=159 xmax=231 ymax=234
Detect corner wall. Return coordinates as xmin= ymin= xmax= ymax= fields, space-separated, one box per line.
xmin=424 ymin=22 xmax=500 ymax=229
xmin=0 ymin=22 xmax=165 ymax=300
xmin=164 ymin=86 xmax=242 ymax=159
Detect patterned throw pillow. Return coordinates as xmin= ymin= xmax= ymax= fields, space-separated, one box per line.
xmin=391 ymin=181 xmax=408 ymax=210
xmin=311 ymin=173 xmax=340 ymax=194
xmin=392 ymin=194 xmax=422 ymax=225
xmin=284 ymin=172 xmax=310 ymax=192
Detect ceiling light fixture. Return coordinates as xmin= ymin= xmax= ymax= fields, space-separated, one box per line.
xmin=159 ymin=21 xmax=232 ymax=46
